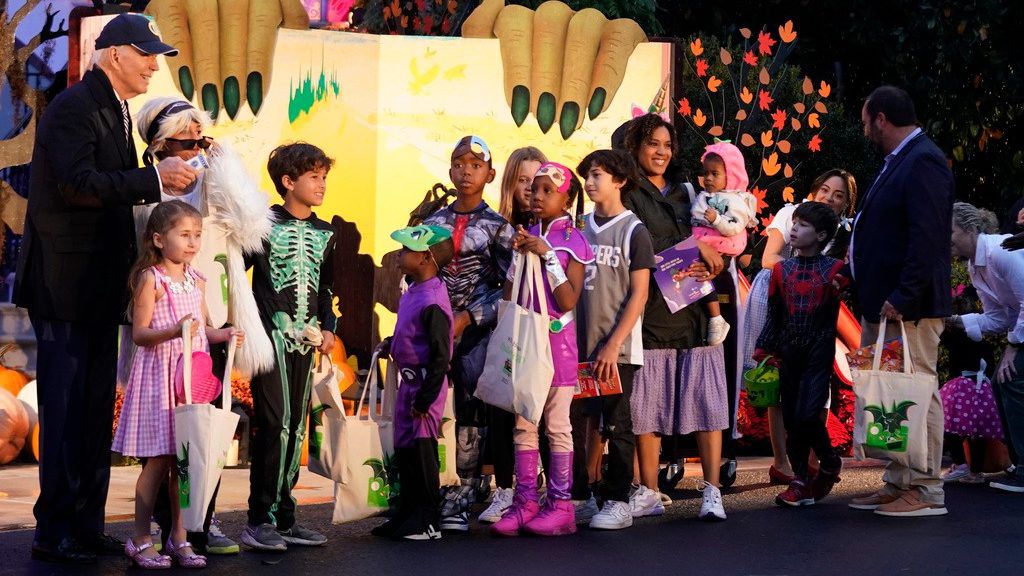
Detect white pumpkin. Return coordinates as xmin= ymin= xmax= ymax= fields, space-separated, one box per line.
xmin=0 ymin=388 xmax=29 ymax=464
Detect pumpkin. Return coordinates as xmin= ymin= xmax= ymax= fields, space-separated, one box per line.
xmin=0 ymin=388 xmax=29 ymax=464
xmin=0 ymin=344 xmax=30 ymax=396
xmin=337 ymin=360 xmax=357 ymax=394
xmin=300 ymin=413 xmax=309 ymax=466
xmin=17 ymin=380 xmax=38 ymax=434
xmin=328 ymin=337 xmax=348 ymax=367
xmin=30 ymin=423 xmax=40 ymax=462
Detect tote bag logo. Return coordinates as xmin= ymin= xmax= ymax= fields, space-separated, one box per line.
xmin=863 ymin=400 xmax=916 ymax=452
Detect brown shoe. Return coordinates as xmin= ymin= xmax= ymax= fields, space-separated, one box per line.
xmin=848 ymin=490 xmax=899 ymax=510
xmin=874 ymin=491 xmax=947 ymax=517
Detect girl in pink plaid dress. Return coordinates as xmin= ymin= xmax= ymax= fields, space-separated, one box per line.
xmin=114 ymin=201 xmax=243 ymax=569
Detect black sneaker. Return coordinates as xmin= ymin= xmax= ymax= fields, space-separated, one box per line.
xmin=439 ymin=511 xmax=469 ymax=532
xmin=241 ymin=524 xmax=287 ymax=551
xmin=402 ymin=524 xmax=442 ymax=541
xmin=277 ymin=524 xmax=327 ymax=546
xmin=990 ymin=475 xmax=1024 ymax=493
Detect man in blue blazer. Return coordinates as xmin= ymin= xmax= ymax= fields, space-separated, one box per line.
xmin=14 ymin=14 xmax=196 ymax=563
xmin=846 ymin=86 xmax=953 ymax=517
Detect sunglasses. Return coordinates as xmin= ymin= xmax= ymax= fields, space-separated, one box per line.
xmin=165 ymin=136 xmax=213 ymax=150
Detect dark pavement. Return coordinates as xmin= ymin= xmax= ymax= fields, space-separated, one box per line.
xmin=2 ymin=464 xmax=1022 ymax=576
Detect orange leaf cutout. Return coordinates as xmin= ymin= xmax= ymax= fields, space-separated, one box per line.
xmin=740 ymin=133 xmax=756 ymax=147
xmin=779 ymin=20 xmax=797 ymax=43
xmin=777 ymin=140 xmax=791 ymax=153
xmin=740 ymin=86 xmax=754 ymax=104
xmin=690 ymin=38 xmax=704 ymax=56
xmin=809 ymin=134 xmax=823 ymax=152
xmin=791 ymin=118 xmax=802 ymax=131
xmin=757 ymin=31 xmax=776 ymax=56
xmin=736 ymin=109 xmax=748 ymax=121
xmin=802 ymin=76 xmax=814 ymax=95
xmin=740 ymin=28 xmax=752 ymax=39
xmin=693 ymin=108 xmax=707 ymax=127
xmin=808 ymin=113 xmax=820 ymax=128
xmin=760 ymin=215 xmax=775 ymax=231
xmin=818 ymin=81 xmax=831 ymax=98
xmin=815 ymin=101 xmax=829 ymax=114
xmin=758 ymin=89 xmax=773 ymax=111
xmin=762 ymin=153 xmax=782 ymax=177
xmin=751 ymin=186 xmax=768 ymax=213
xmin=743 ymin=50 xmax=758 ymax=66
xmin=696 ymin=58 xmax=709 ymax=77
xmin=677 ymin=98 xmax=692 ymax=117
xmin=708 ymin=125 xmax=724 ymax=137
xmin=784 ymin=164 xmax=794 ymax=178
xmin=759 ymin=67 xmax=771 ymax=85
xmin=720 ymin=47 xmax=733 ymax=65
xmin=760 ymin=130 xmax=774 ymax=147
xmin=771 ymin=109 xmax=787 ymax=130
xmin=707 ymin=75 xmax=722 ymax=92
xmin=793 ymin=102 xmax=806 ymax=114
xmin=782 ymin=186 xmax=795 ymax=203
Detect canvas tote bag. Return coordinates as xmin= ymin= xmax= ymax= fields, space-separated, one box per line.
xmin=308 ymin=353 xmax=349 ymax=483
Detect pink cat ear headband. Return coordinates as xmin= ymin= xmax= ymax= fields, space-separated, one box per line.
xmin=534 ymin=162 xmax=573 ymax=193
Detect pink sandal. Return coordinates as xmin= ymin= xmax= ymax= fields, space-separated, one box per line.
xmin=165 ymin=539 xmax=207 ymax=568
xmin=124 ymin=538 xmax=171 ymax=569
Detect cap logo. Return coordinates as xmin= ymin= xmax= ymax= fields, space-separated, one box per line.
xmin=148 ymin=20 xmax=160 ymax=36
xmin=534 ymin=162 xmax=571 ymax=194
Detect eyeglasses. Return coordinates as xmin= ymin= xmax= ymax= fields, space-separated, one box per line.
xmin=165 ymin=136 xmax=213 ymax=150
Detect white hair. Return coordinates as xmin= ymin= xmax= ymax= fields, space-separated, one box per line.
xmin=953 ymin=202 xmax=999 ymax=235
xmin=89 ymin=47 xmax=110 ymax=70
xmin=134 ymin=96 xmax=212 ymax=163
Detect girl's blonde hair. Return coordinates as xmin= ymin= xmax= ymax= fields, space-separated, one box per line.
xmin=498 ymin=146 xmax=547 ymax=221
xmin=135 ymin=96 xmax=212 ymax=165
xmin=128 ymin=200 xmax=203 ymax=302
xmin=953 ymin=202 xmax=999 ymax=235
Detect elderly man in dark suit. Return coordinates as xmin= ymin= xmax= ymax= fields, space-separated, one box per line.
xmin=845 ymin=86 xmax=954 ymax=518
xmin=14 ymin=13 xmax=197 ymax=563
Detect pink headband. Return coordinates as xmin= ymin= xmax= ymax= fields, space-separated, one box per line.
xmin=534 ymin=162 xmax=573 ymax=194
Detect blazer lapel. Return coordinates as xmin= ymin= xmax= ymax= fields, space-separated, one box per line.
xmin=859 ymin=133 xmax=925 ymax=213
xmin=84 ymin=70 xmax=132 ymax=166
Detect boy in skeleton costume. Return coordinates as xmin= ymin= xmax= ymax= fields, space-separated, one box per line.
xmin=243 ymin=144 xmax=337 ymax=551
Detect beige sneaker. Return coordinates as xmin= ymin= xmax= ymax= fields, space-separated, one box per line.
xmin=874 ymin=491 xmax=947 ymax=517
xmin=848 ymin=490 xmax=900 ymax=510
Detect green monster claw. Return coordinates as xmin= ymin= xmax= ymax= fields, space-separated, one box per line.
xmin=537 ymin=92 xmax=556 ymax=134
xmin=247 ymin=72 xmax=263 ymax=115
xmin=223 ymin=76 xmax=240 ymax=119
xmin=559 ymin=102 xmax=580 ymax=140
xmin=179 ymin=67 xmax=195 ymax=100
xmin=511 ymin=85 xmax=529 ymax=127
xmin=201 ymin=84 xmax=219 ymax=120
xmin=588 ymin=88 xmax=607 ymax=120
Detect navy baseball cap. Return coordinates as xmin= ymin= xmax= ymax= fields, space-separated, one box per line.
xmin=95 ymin=13 xmax=178 ymax=56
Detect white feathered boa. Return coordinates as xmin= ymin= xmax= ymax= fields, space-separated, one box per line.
xmin=203 ymin=145 xmax=277 ymax=376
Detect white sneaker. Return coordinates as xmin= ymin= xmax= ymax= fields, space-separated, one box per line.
xmin=573 ymin=497 xmax=600 ymax=524
xmin=699 ymin=481 xmax=727 ymax=521
xmin=959 ymin=471 xmax=986 ymax=484
xmin=477 ymin=487 xmax=514 ymax=524
xmin=659 ymin=491 xmax=673 ymax=505
xmin=589 ymin=500 xmax=633 ymax=530
xmin=708 ymin=316 xmax=731 ymax=347
xmin=941 ymin=463 xmax=970 ymax=482
xmin=629 ymin=485 xmax=665 ymax=517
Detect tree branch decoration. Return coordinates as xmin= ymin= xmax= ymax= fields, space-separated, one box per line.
xmin=676 ymin=21 xmax=831 ymax=232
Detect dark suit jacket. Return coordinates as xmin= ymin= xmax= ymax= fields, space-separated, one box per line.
xmin=849 ymin=132 xmax=953 ymax=322
xmin=14 ymin=68 xmax=161 ymax=323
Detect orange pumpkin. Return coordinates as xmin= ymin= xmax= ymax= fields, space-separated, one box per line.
xmin=0 ymin=344 xmax=30 ymax=396
xmin=328 ymin=337 xmax=348 ymax=367
xmin=300 ymin=413 xmax=309 ymax=466
xmin=30 ymin=423 xmax=40 ymax=462
xmin=337 ymin=361 xmax=357 ymax=394
xmin=0 ymin=388 xmax=29 ymax=464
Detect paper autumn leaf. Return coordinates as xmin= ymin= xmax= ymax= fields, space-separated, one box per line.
xmin=802 ymin=76 xmax=814 ymax=95
xmin=777 ymin=140 xmax=791 ymax=153
xmin=760 ymin=130 xmax=774 ymax=147
xmin=720 ymin=47 xmax=733 ymax=65
xmin=736 ymin=109 xmax=748 ymax=120
xmin=758 ymin=89 xmax=773 ymax=110
xmin=819 ymin=81 xmax=831 ymax=98
xmin=751 ymin=186 xmax=769 ymax=213
xmin=741 ymin=86 xmax=754 ymax=104
xmin=784 ymin=164 xmax=794 ymax=178
xmin=708 ymin=125 xmax=724 ymax=137
xmin=759 ymin=67 xmax=771 ymax=85
xmin=808 ymin=113 xmax=820 ymax=128
xmin=791 ymin=117 xmax=802 ymax=131
xmin=815 ymin=101 xmax=829 ymax=114
xmin=693 ymin=108 xmax=707 ymax=127
xmin=771 ymin=109 xmax=787 ymax=130
xmin=696 ymin=58 xmax=709 ymax=77
xmin=779 ymin=20 xmax=797 ymax=43
xmin=740 ymin=28 xmax=752 ymax=39
xmin=762 ymin=152 xmax=782 ymax=176
xmin=743 ymin=50 xmax=758 ymax=66
xmin=707 ymin=75 xmax=722 ymax=92
xmin=757 ymin=30 xmax=777 ymax=55
xmin=760 ymin=215 xmax=775 ymax=230
xmin=793 ymin=102 xmax=806 ymax=114
xmin=782 ymin=186 xmax=795 ymax=202
xmin=690 ymin=38 xmax=704 ymax=56
xmin=741 ymin=133 xmax=756 ymax=147
xmin=677 ymin=98 xmax=692 ymax=117
xmin=809 ymin=133 xmax=823 ymax=152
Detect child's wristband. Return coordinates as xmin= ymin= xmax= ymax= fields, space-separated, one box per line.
xmin=543 ymin=251 xmax=568 ymax=288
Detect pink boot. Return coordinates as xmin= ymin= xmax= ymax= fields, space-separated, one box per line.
xmin=491 ymin=450 xmax=540 ymax=537
xmin=523 ymin=452 xmax=576 ymax=536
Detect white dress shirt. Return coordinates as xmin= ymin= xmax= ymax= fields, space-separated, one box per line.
xmin=962 ymin=234 xmax=1024 ymax=344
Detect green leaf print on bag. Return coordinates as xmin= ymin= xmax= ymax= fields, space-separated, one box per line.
xmin=437 ymin=416 xmax=452 ymax=472
xmin=864 ymin=400 xmax=916 ymax=452
xmin=310 ymin=403 xmax=327 ymax=459
xmin=177 ymin=442 xmax=191 ymax=509
xmin=364 ymin=457 xmax=391 ymax=508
